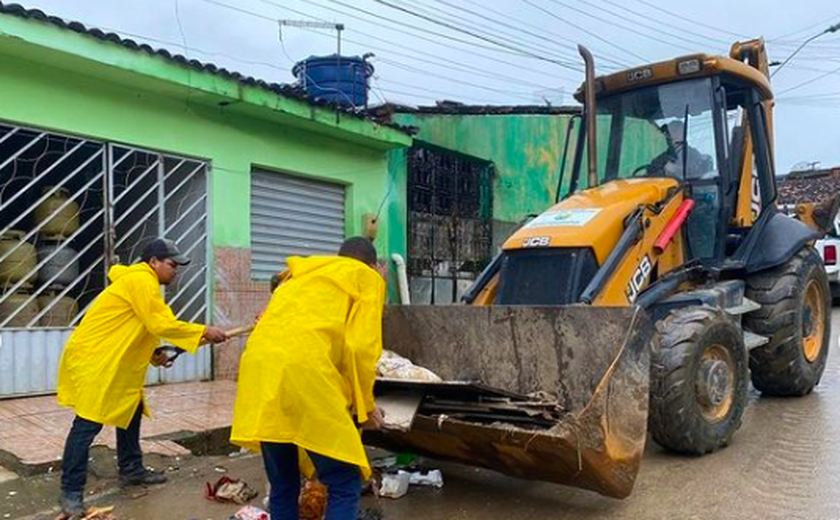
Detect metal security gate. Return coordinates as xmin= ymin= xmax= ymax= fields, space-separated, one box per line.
xmin=407 ymin=145 xmax=493 ymax=304
xmin=251 ymin=169 xmax=345 ymax=280
xmin=108 ymin=145 xmax=210 ymax=385
xmin=0 ymin=123 xmax=210 ymax=396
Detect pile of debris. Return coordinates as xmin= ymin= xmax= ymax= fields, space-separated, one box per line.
xmin=375 ymin=379 xmax=565 ymax=432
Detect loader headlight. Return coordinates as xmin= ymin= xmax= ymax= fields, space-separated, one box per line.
xmin=678 ymin=59 xmax=702 ymax=75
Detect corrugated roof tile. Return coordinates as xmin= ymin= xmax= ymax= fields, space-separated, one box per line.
xmin=0 ymin=1 xmax=413 ymax=133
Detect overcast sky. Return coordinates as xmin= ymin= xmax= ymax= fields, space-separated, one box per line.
xmin=23 ymin=0 xmax=840 ymax=173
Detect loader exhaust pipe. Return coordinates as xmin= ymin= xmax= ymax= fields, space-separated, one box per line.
xmin=579 ymin=45 xmax=598 ymax=189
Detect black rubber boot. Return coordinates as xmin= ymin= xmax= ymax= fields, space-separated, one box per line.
xmin=119 ymin=469 xmax=168 ymax=487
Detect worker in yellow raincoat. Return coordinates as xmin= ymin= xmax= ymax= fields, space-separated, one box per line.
xmin=231 ymin=237 xmax=386 ymax=520
xmin=56 ymin=238 xmax=228 ymax=517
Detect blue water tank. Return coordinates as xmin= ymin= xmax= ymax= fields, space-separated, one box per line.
xmin=292 ymin=55 xmax=374 ymax=109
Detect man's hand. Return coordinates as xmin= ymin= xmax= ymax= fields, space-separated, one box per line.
xmin=202 ymin=326 xmax=229 ymax=344
xmin=361 ymin=407 xmax=386 ymax=431
xmin=150 ymin=350 xmax=169 ymax=367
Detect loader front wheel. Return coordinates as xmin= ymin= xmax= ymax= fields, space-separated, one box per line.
xmin=650 ymin=307 xmax=749 ymax=455
xmin=744 ymin=246 xmax=830 ymax=396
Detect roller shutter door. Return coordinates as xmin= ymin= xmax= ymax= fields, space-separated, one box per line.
xmin=251 ymin=170 xmax=346 ymax=280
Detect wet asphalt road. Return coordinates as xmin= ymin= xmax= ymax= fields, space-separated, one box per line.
xmin=22 ymin=310 xmax=840 ymax=520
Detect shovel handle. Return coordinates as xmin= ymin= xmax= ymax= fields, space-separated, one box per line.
xmin=198 ymin=324 xmax=255 ymax=346
xmin=225 ymin=324 xmax=255 ymax=338
xmin=159 ymin=324 xmax=256 ymax=368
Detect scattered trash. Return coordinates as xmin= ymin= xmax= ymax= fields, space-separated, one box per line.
xmin=4 ymin=513 xmax=10 ymax=518
xmin=214 ymin=466 xmax=228 ymax=473
xmin=229 ymin=447 xmax=249 ymax=458
xmin=377 ymin=350 xmax=442 ymax=382
xmin=407 ymin=469 xmax=444 ymax=488
xmin=129 ymin=489 xmax=148 ymax=500
xmin=371 ymin=455 xmax=398 ymax=469
xmin=379 ymin=472 xmax=410 ymax=499
xmin=395 ymin=452 xmax=417 ymax=467
xmin=371 ymin=452 xmax=418 ymax=470
xmin=82 ymin=506 xmax=116 ymax=520
xmin=232 ymin=505 xmax=269 ymax=520
xmin=376 ymin=467 xmax=444 ymax=499
xmin=300 ymin=479 xmax=327 ymax=520
xmin=6 ymin=492 xmax=15 ymax=497
xmin=206 ymin=476 xmax=259 ymax=505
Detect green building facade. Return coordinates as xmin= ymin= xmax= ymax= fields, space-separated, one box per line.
xmin=0 ymin=5 xmax=410 ymax=394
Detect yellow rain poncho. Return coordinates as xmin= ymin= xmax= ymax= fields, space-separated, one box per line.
xmin=231 ymin=256 xmax=385 ymax=479
xmin=57 ymin=263 xmax=206 ymax=428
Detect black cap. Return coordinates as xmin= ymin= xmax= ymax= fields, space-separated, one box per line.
xmin=140 ymin=238 xmax=190 ymax=266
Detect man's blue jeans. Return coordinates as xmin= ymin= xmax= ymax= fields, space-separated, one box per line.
xmin=261 ymin=442 xmax=362 ymax=520
xmin=60 ymin=404 xmax=145 ymax=498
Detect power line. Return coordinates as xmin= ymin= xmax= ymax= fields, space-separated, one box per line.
xmin=459 ymin=0 xmax=632 ymax=69
xmin=311 ymin=0 xmax=549 ymax=61
xmin=521 ymin=0 xmax=648 ymax=63
xmin=199 ymin=0 xmax=275 ymax=22
xmin=542 ymin=0 xmax=700 ymax=54
xmin=379 ymin=0 xmax=586 ymax=67
xmin=295 ymin=0 xmax=581 ymax=82
xmin=373 ymin=78 xmax=522 ymax=105
xmin=369 ymin=0 xmax=580 ymax=70
xmin=376 ymin=57 xmax=542 ymax=101
xmin=319 ymin=31 xmax=561 ymax=90
xmin=776 ymin=63 xmax=840 ymax=95
xmin=420 ymin=0 xmax=629 ymax=69
xmin=769 ymin=12 xmax=840 ymax=42
xmin=198 ymin=0 xmax=571 ymax=104
xmin=628 ymin=0 xmax=747 ymax=41
xmin=779 ymin=94 xmax=840 ymax=101
xmin=51 ymin=11 xmax=293 ymax=79
xmin=776 ymin=100 xmax=840 ymax=109
xmin=771 ymin=22 xmax=840 ymax=78
xmin=255 ymin=0 xmax=581 ymax=93
xmin=276 ymin=9 xmax=566 ymax=88
xmin=597 ymin=0 xmax=732 ymax=49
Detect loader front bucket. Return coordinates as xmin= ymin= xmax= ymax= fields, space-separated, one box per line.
xmin=368 ymin=305 xmax=654 ymax=499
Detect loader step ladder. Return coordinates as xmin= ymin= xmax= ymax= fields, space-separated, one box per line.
xmin=725 ymin=298 xmax=762 ymax=316
xmin=743 ymin=330 xmax=770 ymax=350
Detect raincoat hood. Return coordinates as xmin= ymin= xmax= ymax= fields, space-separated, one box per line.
xmin=107 ymin=263 xmax=157 ymax=283
xmin=287 ymin=256 xmax=374 ymax=296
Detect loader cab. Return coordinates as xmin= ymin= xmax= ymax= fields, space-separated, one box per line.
xmin=567 ymin=63 xmax=777 ymax=267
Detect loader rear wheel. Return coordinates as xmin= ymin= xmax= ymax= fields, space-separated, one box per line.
xmin=650 ymin=307 xmax=749 ymax=455
xmin=744 ymin=247 xmax=830 ymax=396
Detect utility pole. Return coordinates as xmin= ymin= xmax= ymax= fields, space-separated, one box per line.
xmin=771 ymin=21 xmax=840 ymax=77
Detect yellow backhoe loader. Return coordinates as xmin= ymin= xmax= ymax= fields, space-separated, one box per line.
xmin=370 ymin=39 xmax=836 ymax=498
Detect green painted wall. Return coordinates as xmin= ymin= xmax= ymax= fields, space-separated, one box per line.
xmin=384 ymin=148 xmax=408 ymax=302
xmin=393 ymin=112 xmax=667 ymax=245
xmin=0 ymin=19 xmax=408 ymax=260
xmin=393 ymin=112 xmax=577 ymax=235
